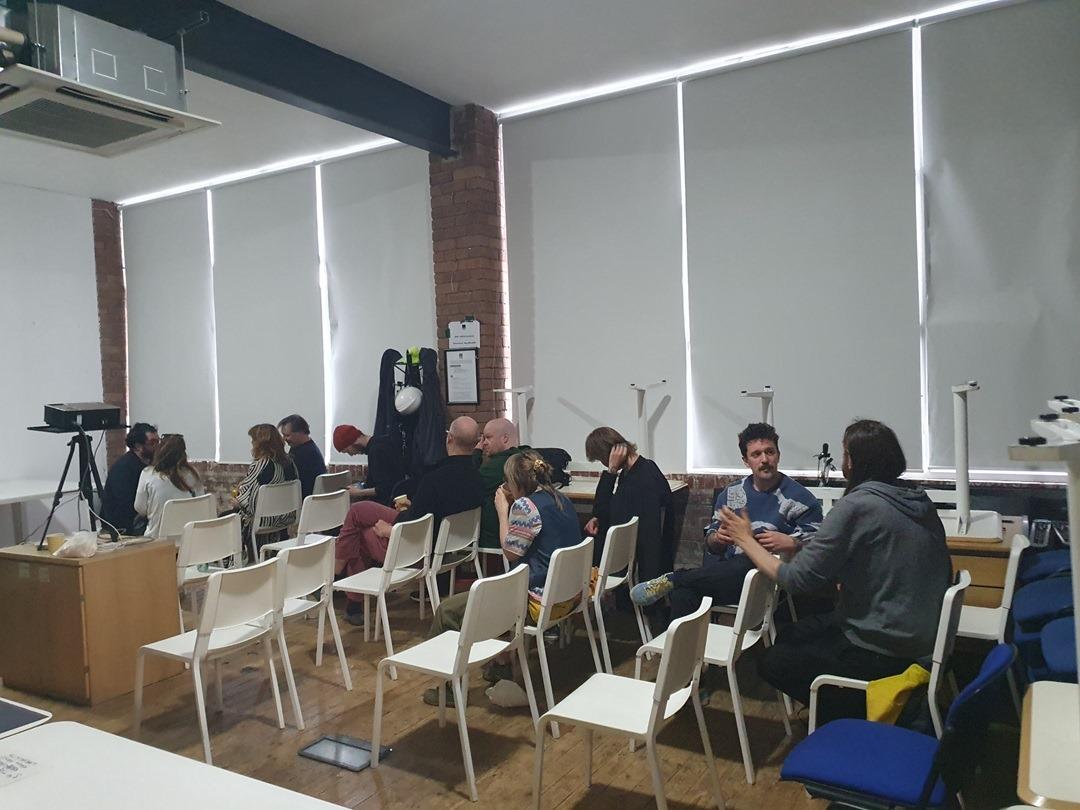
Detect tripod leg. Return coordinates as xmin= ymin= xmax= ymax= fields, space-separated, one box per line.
xmin=84 ymin=432 xmax=111 ymax=536
xmin=39 ymin=437 xmax=78 ymax=549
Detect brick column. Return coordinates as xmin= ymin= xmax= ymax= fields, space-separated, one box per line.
xmin=92 ymin=200 xmax=128 ymax=467
xmin=429 ymin=104 xmax=510 ymax=425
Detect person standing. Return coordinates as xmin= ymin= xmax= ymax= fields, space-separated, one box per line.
xmin=101 ymin=422 xmax=159 ymax=535
xmin=278 ymin=414 xmax=327 ymax=499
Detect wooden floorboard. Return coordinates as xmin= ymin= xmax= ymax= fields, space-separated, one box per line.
xmin=0 ymin=594 xmax=1019 ymax=808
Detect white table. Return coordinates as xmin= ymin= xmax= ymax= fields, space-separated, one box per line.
xmin=0 ymin=722 xmax=346 ymax=808
xmin=1019 ymin=681 xmax=1080 ymax=809
xmin=559 ymin=476 xmax=688 ymax=504
xmin=0 ymin=479 xmax=75 ymax=545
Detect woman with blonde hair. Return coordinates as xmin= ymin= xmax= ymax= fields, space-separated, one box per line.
xmin=233 ymin=423 xmax=298 ymax=557
xmin=134 ymin=434 xmax=205 ymax=538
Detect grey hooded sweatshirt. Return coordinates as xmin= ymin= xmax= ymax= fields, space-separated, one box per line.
xmin=777 ymin=481 xmax=951 ymax=660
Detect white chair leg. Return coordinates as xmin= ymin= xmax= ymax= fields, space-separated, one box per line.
xmin=580 ymin=607 xmax=602 ymax=674
xmin=439 ymin=679 xmax=448 ymax=728
xmin=363 ymin=595 xmax=371 ymax=642
xmin=728 ymin=666 xmax=755 ymax=785
xmin=427 ymin=571 xmax=442 ymax=611
xmin=632 ymin=592 xmax=653 ymax=646
xmin=449 ymin=566 xmax=457 ymax=599
xmin=532 ymin=720 xmax=547 ymax=810
xmin=378 ymin=593 xmax=397 ymax=679
xmin=214 ymin=660 xmax=224 ymax=712
xmin=592 ymin=599 xmax=611 ymax=673
xmin=473 ymin=555 xmax=483 ymax=580
xmin=133 ymin=651 xmax=146 ymax=737
xmin=452 ymin=677 xmax=479 ymax=802
xmin=645 ymin=738 xmax=668 ymax=810
xmin=177 ymin=594 xmax=185 ymax=634
xmin=418 ymin=578 xmax=426 ymax=620
xmin=1007 ymin=666 xmax=1022 ymax=715
xmin=191 ymin=659 xmax=213 ymax=765
xmin=693 ymin=685 xmax=727 ymax=810
xmin=277 ymin=627 xmax=305 ymax=730
xmin=263 ymin=639 xmax=286 ymax=730
xmin=630 ymin=652 xmax=646 ymax=753
xmin=315 ymin=603 xmax=326 ymax=667
xmin=534 ymin=632 xmax=560 ymax=739
xmin=372 ymin=661 xmax=385 ymax=767
xmin=584 ymin=728 xmax=593 ymax=787
xmin=326 ymin=604 xmax=353 ymax=691
xmin=517 ymin=640 xmax=541 ymax=730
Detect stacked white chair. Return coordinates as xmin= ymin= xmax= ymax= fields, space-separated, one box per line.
xmin=134 ymin=557 xmax=303 ymax=765
xmin=157 ymin=493 xmax=216 ymax=543
xmin=533 ymin=597 xmax=725 ymax=810
xmin=250 ymin=479 xmax=301 ymax=560
xmin=371 ymin=565 xmax=538 ymax=802
xmin=312 ymin=470 xmax=350 ymax=495
xmin=259 ymin=489 xmax=349 ymax=561
xmin=175 ymin=513 xmax=244 ymax=632
xmin=276 ymin=536 xmax=352 ymax=691
xmin=591 ymin=517 xmax=650 ymax=673
xmin=635 ymin=568 xmax=790 ymax=784
xmin=423 ymin=507 xmax=483 ymax=611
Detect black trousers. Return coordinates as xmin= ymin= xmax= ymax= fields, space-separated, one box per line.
xmin=668 ymin=555 xmax=755 ymax=621
xmin=758 ymin=614 xmax=915 ymax=725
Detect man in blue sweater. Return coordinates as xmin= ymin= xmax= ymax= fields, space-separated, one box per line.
xmin=632 ymin=422 xmax=822 ymax=624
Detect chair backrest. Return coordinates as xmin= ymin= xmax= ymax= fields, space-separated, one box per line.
xmin=313 ymin=470 xmax=351 ymax=495
xmin=1001 ymin=533 xmax=1032 ymax=611
xmin=383 ymin=513 xmax=433 ymax=572
xmin=920 ymin=644 xmax=1017 ymax=806
xmin=652 ymin=597 xmax=712 ymax=721
xmin=296 ymin=490 xmax=349 ymax=536
xmin=539 ymin=536 xmax=594 ymax=607
xmin=277 ymin=536 xmax=334 ymax=603
xmin=158 ymin=493 xmax=217 ymax=542
xmin=928 ymin=570 xmax=970 ymax=736
xmin=433 ymin=507 xmax=482 ymax=565
xmin=455 ymin=565 xmax=530 ymax=673
xmin=596 ymin=517 xmax=639 ymax=585
xmin=730 ymin=569 xmax=772 ymax=647
xmin=195 ymin=558 xmax=280 ymax=658
xmin=252 ymin=479 xmax=301 ymax=530
xmin=177 ymin=513 xmax=242 ymax=572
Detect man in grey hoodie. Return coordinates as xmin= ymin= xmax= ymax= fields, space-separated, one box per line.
xmin=720 ymin=419 xmax=951 ymax=724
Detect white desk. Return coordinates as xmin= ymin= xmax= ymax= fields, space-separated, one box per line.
xmin=560 ymin=476 xmax=688 ymax=504
xmin=0 ymin=722 xmax=346 ymax=808
xmin=1019 ymin=681 xmax=1080 ymax=809
xmin=0 ymin=479 xmax=75 ymax=545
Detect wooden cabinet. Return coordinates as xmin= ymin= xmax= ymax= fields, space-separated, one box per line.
xmin=0 ymin=540 xmax=183 ymax=705
xmin=947 ymin=536 xmax=1011 ymax=609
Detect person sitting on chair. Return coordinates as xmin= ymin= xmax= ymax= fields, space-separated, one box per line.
xmin=278 ymin=414 xmax=326 ymax=500
xmin=232 ymin=424 xmax=298 ymax=559
xmin=134 ymin=434 xmax=204 ymax=539
xmin=631 ymin=422 xmax=822 ymax=626
xmin=475 ymin=418 xmax=531 ymax=557
xmin=101 ymin=422 xmax=159 ymax=536
xmin=333 ymin=424 xmax=405 ymax=506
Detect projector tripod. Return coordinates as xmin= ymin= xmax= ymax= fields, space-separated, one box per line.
xmin=30 ymin=426 xmax=108 ymax=549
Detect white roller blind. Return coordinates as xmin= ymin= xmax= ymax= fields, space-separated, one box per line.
xmin=320 ymin=146 xmax=435 ymax=462
xmin=211 ymin=169 xmax=324 ymax=462
xmin=124 ymin=193 xmax=216 ymax=459
xmin=503 ymin=87 xmax=686 ymax=471
xmin=684 ymin=32 xmax=920 ymax=470
xmin=922 ymin=0 xmax=1080 ymax=471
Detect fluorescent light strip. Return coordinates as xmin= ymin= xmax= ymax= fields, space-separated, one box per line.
xmin=695 ymin=466 xmax=1066 ymax=486
xmin=676 ymin=82 xmax=695 ymax=471
xmin=314 ymin=165 xmax=334 ymax=454
xmin=496 ymin=0 xmax=1025 ymax=120
xmin=118 ymin=137 xmax=398 ymax=208
xmin=912 ymin=27 xmax=931 ymax=474
xmin=496 ymin=123 xmax=513 ymax=417
xmin=117 ymin=207 xmax=131 ymax=422
xmin=206 ymin=189 xmax=222 ymax=462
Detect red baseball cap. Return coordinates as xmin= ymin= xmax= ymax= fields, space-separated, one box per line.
xmin=333 ymin=424 xmax=361 ymax=452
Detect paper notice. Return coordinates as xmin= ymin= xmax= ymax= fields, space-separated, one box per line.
xmin=0 ymin=752 xmax=39 ymax=788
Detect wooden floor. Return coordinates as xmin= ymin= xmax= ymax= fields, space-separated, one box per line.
xmin=0 ymin=595 xmax=1020 ymax=809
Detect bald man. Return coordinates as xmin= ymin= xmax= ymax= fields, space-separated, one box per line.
xmin=476 ymin=417 xmax=531 ymax=550
xmin=335 ymin=416 xmax=486 ymax=624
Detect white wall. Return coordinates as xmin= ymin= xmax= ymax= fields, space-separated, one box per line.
xmin=0 ymin=181 xmax=102 ymax=544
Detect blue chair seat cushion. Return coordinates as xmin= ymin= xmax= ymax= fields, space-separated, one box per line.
xmin=1013 ymin=576 xmax=1073 ymax=631
xmin=1041 ymin=616 xmax=1077 ymax=679
xmin=781 ymin=719 xmax=947 ymax=807
xmin=1019 ymin=549 xmax=1071 ymax=586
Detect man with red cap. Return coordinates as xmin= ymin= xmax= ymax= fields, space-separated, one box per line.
xmin=332 ymin=424 xmax=405 ymax=506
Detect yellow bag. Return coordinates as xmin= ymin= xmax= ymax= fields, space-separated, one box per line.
xmin=526 ymin=566 xmax=600 ymax=624
xmin=865 ymin=663 xmax=930 ymax=724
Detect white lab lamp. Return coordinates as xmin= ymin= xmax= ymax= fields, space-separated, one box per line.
xmin=495 ymin=385 xmax=533 ymax=446
xmin=630 ymin=380 xmax=666 ymax=459
xmin=740 ymin=386 xmax=774 ymax=425
xmin=946 ymin=381 xmax=1000 ymax=539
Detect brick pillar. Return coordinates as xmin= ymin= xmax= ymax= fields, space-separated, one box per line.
xmin=430 ymin=104 xmax=510 ymax=425
xmin=92 ymin=200 xmax=128 ymax=466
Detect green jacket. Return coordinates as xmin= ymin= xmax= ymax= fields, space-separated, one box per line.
xmin=476 ymin=445 xmax=531 ymax=549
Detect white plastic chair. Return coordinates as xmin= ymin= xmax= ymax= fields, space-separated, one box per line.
xmin=133 ymin=557 xmax=303 ymax=765
xmin=312 ymin=470 xmax=350 ymax=495
xmin=476 ymin=545 xmax=511 ymax=574
xmin=277 ymin=537 xmax=352 ymax=691
xmin=259 ymin=489 xmax=349 ymax=561
xmin=424 ymin=507 xmax=483 ymax=610
xmin=956 ymin=533 xmax=1029 ymax=712
xmin=635 ymin=568 xmax=790 ymax=784
xmin=372 ymin=565 xmax=538 ymax=802
xmin=808 ymin=569 xmax=971 ymax=738
xmin=334 ymin=513 xmax=433 ymax=675
xmin=533 ymin=597 xmax=725 ymax=810
xmin=523 ymin=537 xmax=602 ymax=738
xmin=250 ymin=479 xmax=301 ymax=558
xmin=176 ymin=514 xmax=244 ymax=632
xmin=591 ymin=517 xmax=649 ymax=673
xmin=158 ymin=493 xmax=216 ymax=543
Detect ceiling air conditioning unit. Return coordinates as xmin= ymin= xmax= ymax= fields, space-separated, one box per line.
xmin=0 ymin=4 xmax=218 ymax=156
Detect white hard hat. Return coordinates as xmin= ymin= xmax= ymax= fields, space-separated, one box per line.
xmin=394 ymin=385 xmax=423 ymax=415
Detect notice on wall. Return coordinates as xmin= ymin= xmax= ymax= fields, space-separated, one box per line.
xmin=448 ymin=320 xmax=480 ymax=349
xmin=445 ymin=349 xmax=479 ymax=405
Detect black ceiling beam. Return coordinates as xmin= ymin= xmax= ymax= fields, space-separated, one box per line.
xmin=58 ymin=0 xmax=454 ymax=155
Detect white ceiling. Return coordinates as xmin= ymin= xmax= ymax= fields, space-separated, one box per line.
xmin=0 ymin=0 xmax=945 ymax=201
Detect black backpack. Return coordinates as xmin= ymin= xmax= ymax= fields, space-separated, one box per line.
xmin=534 ymin=447 xmax=572 ymax=487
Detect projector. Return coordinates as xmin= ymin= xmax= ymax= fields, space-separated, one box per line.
xmin=44 ymin=402 xmax=122 ymax=432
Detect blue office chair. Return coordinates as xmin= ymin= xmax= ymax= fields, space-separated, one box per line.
xmin=780 ymin=644 xmax=1017 ymax=809
xmin=1013 ymin=576 xmax=1073 ymax=680
xmin=1040 ymin=616 xmax=1077 ymax=682
xmin=1018 ymin=548 xmax=1071 ymax=587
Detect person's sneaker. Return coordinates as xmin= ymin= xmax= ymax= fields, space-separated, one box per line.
xmin=423 ymin=686 xmax=455 ymax=707
xmin=630 ymin=573 xmax=675 ymax=607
